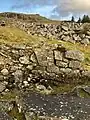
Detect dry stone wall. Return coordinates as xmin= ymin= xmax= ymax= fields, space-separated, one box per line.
xmin=0 ymin=43 xmax=89 ymax=92
xmin=7 ymin=20 xmax=90 ymax=45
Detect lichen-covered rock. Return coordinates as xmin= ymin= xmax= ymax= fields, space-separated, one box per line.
xmin=65 ymin=50 xmax=84 ymax=61
xmin=1 ymin=69 xmax=9 ymax=76
xmin=19 ymin=56 xmax=30 ymax=64
xmin=0 ymin=82 xmax=6 ymax=92
xmin=60 ymin=68 xmax=72 ymax=74
xmin=47 ymin=63 xmax=60 ymax=74
xmin=30 ymin=53 xmax=37 ymax=63
xmin=82 ymin=71 xmax=90 ymax=78
xmin=34 ymin=49 xmax=47 ymax=66
xmin=56 ymin=61 xmax=68 ymax=68
xmin=13 ymin=70 xmax=23 ymax=83
xmin=81 ymin=38 xmax=89 ymax=45
xmin=54 ymin=50 xmax=63 ymax=60
xmin=62 ymin=26 xmax=68 ymax=31
xmin=69 ymin=60 xmax=81 ymax=69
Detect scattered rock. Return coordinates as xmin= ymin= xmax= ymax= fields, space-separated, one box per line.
xmin=1 ymin=69 xmax=9 ymax=76
xmin=0 ymin=82 xmax=6 ymax=92
xmin=0 ymin=112 xmax=12 ymax=120
xmin=19 ymin=56 xmax=30 ymax=64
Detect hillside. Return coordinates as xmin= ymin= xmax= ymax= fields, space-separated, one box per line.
xmin=0 ymin=14 xmax=90 ymax=120
xmin=0 ymin=26 xmax=90 ymax=71
xmin=0 ymin=12 xmax=61 ymax=24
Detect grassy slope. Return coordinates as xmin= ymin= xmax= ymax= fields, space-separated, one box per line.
xmin=0 ymin=26 xmax=90 ymax=70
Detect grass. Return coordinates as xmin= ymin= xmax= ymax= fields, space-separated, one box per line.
xmin=7 ymin=101 xmax=25 ymax=120
xmin=0 ymin=90 xmax=19 ymax=101
xmin=78 ymin=88 xmax=90 ymax=98
xmin=51 ymin=84 xmax=75 ymax=95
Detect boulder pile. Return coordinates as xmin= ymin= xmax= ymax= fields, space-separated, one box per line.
xmin=12 ymin=21 xmax=90 ymax=45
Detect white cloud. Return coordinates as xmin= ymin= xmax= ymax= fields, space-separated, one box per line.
xmin=11 ymin=0 xmax=90 ymax=18
xmin=54 ymin=0 xmax=90 ymax=17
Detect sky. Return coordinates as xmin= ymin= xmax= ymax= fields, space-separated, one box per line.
xmin=0 ymin=0 xmax=90 ymax=20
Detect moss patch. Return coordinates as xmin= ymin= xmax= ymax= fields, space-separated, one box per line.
xmin=78 ymin=88 xmax=90 ymax=98
xmin=51 ymin=84 xmax=75 ymax=95
xmin=8 ymin=101 xmax=26 ymax=120
xmin=0 ymin=90 xmax=19 ymax=101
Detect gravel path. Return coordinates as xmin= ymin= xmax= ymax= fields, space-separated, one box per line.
xmin=0 ymin=112 xmax=12 ymax=120
xmin=22 ymin=92 xmax=90 ymax=120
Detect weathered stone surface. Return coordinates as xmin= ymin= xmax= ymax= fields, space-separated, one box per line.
xmin=0 ymin=101 xmax=13 ymax=112
xmin=34 ymin=49 xmax=47 ymax=66
xmin=56 ymin=61 xmax=68 ymax=68
xmin=1 ymin=69 xmax=9 ymax=76
xmin=0 ymin=82 xmax=6 ymax=92
xmin=26 ymin=65 xmax=34 ymax=70
xmin=47 ymin=63 xmax=60 ymax=74
xmin=13 ymin=70 xmax=23 ymax=83
xmin=19 ymin=56 xmax=30 ymax=64
xmin=65 ymin=50 xmax=84 ymax=61
xmin=82 ymin=71 xmax=90 ymax=78
xmin=30 ymin=53 xmax=37 ymax=63
xmin=2 ymin=16 xmax=90 ymax=45
xmin=63 ymin=36 xmax=70 ymax=41
xmin=62 ymin=26 xmax=68 ymax=31
xmin=54 ymin=50 xmax=62 ymax=60
xmin=0 ymin=43 xmax=89 ymax=90
xmin=60 ymin=68 xmax=72 ymax=74
xmin=81 ymin=38 xmax=90 ymax=45
xmin=69 ymin=60 xmax=81 ymax=69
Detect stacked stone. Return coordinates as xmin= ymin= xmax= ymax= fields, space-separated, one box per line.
xmin=6 ymin=20 xmax=90 ymax=45
xmin=0 ymin=43 xmax=89 ymax=93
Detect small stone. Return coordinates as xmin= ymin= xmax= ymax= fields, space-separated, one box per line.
xmin=36 ymin=85 xmax=46 ymax=91
xmin=62 ymin=26 xmax=68 ymax=31
xmin=26 ymin=65 xmax=33 ymax=70
xmin=60 ymin=68 xmax=72 ymax=74
xmin=23 ymin=81 xmax=29 ymax=87
xmin=0 ymin=82 xmax=6 ymax=92
xmin=69 ymin=60 xmax=81 ymax=69
xmin=81 ymin=38 xmax=89 ymax=45
xmin=30 ymin=53 xmax=37 ymax=63
xmin=54 ymin=50 xmax=63 ymax=60
xmin=56 ymin=61 xmax=68 ymax=68
xmin=13 ymin=70 xmax=23 ymax=83
xmin=19 ymin=56 xmax=29 ymax=64
xmin=63 ymin=36 xmax=70 ymax=41
xmin=1 ymin=69 xmax=9 ymax=76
